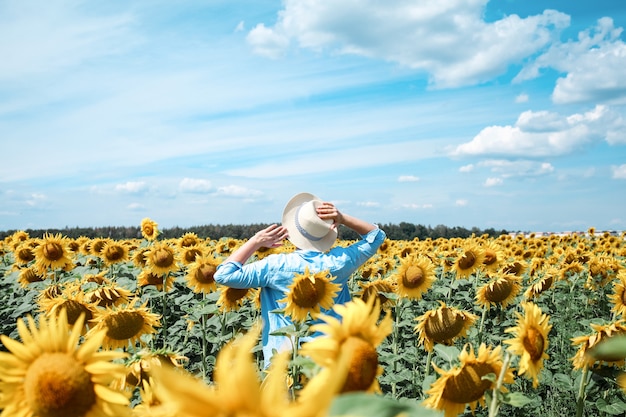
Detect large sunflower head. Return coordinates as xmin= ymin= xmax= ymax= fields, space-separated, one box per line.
xmin=33 ymin=233 xmax=74 ymax=274
xmin=178 ymin=232 xmax=200 ymax=248
xmin=137 ymin=269 xmax=176 ymax=292
xmin=88 ymin=298 xmax=161 ymax=350
xmin=184 ymin=253 xmax=220 ymax=293
xmin=475 ymin=273 xmax=522 ymax=310
xmin=481 ymin=241 xmax=505 ymax=273
xmin=299 ymin=297 xmax=393 ymax=394
xmin=140 ymin=218 xmax=159 ymax=241
xmin=423 ymin=343 xmax=514 ymax=417
xmin=99 ymin=241 xmax=130 ymax=266
xmin=278 ymin=268 xmax=341 ymax=322
xmin=14 ymin=243 xmax=36 ymax=265
xmin=504 ymin=301 xmax=552 ymax=388
xmin=17 ymin=266 xmax=46 ymax=287
xmin=393 ymin=254 xmax=437 ymax=300
xmin=451 ymin=243 xmax=486 ymax=279
xmin=415 ymin=302 xmax=478 ymax=352
xmin=84 ymin=283 xmax=133 ymax=308
xmin=144 ymin=241 xmax=180 ymax=276
xmin=524 ymin=266 xmax=559 ymax=300
xmin=179 ymin=244 xmax=205 ymax=265
xmin=37 ymin=283 xmax=99 ymax=331
xmin=0 ymin=309 xmax=131 ymax=417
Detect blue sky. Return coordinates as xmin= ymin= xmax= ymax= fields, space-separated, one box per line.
xmin=1 ymin=0 xmax=625 ymax=234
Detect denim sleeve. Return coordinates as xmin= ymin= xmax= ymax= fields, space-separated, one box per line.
xmin=328 ymin=227 xmax=386 ymax=282
xmin=214 ymin=260 xmax=268 ymax=289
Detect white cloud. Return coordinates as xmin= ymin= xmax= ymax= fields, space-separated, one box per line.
xmin=398 ymin=175 xmax=419 ymax=182
xmin=479 ymin=160 xmax=554 ymax=178
xmin=358 ymin=201 xmax=380 ymax=208
xmin=179 ymin=178 xmax=212 ymax=193
xmin=453 ymin=105 xmax=626 ymax=157
xmin=459 ymin=164 xmax=474 ymax=173
xmin=26 ymin=193 xmax=46 ymax=206
xmin=115 ymin=181 xmax=147 ymax=193
xmin=401 ymin=203 xmax=432 ymax=209
xmin=127 ymin=203 xmax=145 ymax=210
xmin=484 ymin=177 xmax=503 ymax=187
xmin=612 ymin=164 xmax=626 ymax=179
xmin=246 ymin=0 xmax=569 ymax=88
xmin=515 ymin=18 xmax=626 ymax=105
xmin=515 ymin=93 xmax=529 ymax=103
xmin=217 ymin=185 xmax=263 ymax=198
xmin=455 ymin=199 xmax=468 ymax=207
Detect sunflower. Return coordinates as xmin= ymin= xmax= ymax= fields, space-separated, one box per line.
xmin=179 ymin=244 xmax=204 ymax=265
xmin=90 ymin=238 xmax=112 ymax=257
xmin=84 ymin=283 xmax=133 ymax=308
xmin=148 ymin=324 xmax=349 ymax=417
xmin=481 ymin=241 xmax=505 ymax=273
xmin=571 ymin=320 xmax=626 ymax=370
xmin=141 ymin=218 xmax=159 ymax=241
xmin=357 ymin=277 xmax=395 ymax=310
xmin=609 ymin=271 xmax=626 ymax=318
xmin=178 ymin=232 xmax=200 ymax=248
xmin=279 ymin=268 xmax=341 ymax=322
xmin=524 ymin=266 xmax=559 ymax=299
xmin=14 ymin=243 xmax=36 ymax=265
xmin=88 ymin=299 xmax=161 ymax=350
xmin=415 ymin=302 xmax=478 ymax=352
xmin=451 ymin=243 xmax=486 ymax=279
xmin=392 ymin=254 xmax=436 ymax=300
xmin=475 ymin=273 xmax=522 ymax=310
xmin=501 ymin=260 xmax=526 ymax=277
xmin=17 ymin=266 xmax=46 ymax=287
xmin=423 ymin=343 xmax=514 ymax=417
xmin=298 ymin=297 xmax=393 ymax=393
xmin=137 ymin=269 xmax=176 ymax=292
xmin=185 ymin=253 xmax=220 ymax=293
xmin=0 ymin=309 xmax=131 ymax=417
xmin=100 ymin=241 xmax=130 ymax=266
xmin=38 ymin=283 xmax=99 ymax=330
xmin=119 ymin=349 xmax=187 ymax=389
xmin=132 ymin=247 xmax=150 ymax=268
xmin=504 ymin=302 xmax=552 ymax=387
xmin=33 ymin=233 xmax=74 ymax=274
xmin=144 ymin=241 xmax=180 ymax=276
xmin=217 ymin=286 xmax=258 ymax=313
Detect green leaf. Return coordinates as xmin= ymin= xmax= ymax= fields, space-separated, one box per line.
xmin=501 ymin=392 xmax=533 ymax=408
xmin=596 ymin=398 xmax=626 ymax=415
xmin=433 ymin=344 xmax=461 ymax=363
xmin=329 ymin=393 xmax=443 ymax=417
xmin=551 ymin=373 xmax=574 ymax=391
xmin=481 ymin=372 xmax=496 ymax=383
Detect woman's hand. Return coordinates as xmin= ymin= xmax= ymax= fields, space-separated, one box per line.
xmin=316 ymin=202 xmax=344 ymax=229
xmin=253 ymin=224 xmax=289 ymax=248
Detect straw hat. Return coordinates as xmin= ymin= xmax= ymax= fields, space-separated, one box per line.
xmin=282 ymin=192 xmax=338 ymax=252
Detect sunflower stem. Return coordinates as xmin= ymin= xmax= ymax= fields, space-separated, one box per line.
xmin=424 ymin=348 xmax=433 ymax=380
xmin=161 ymin=273 xmax=168 ymax=349
xmin=488 ymin=350 xmax=511 ymax=417
xmin=478 ymin=305 xmax=488 ymax=345
xmin=391 ymin=298 xmax=404 ymax=398
xmin=576 ymin=365 xmax=590 ymax=417
xmin=200 ymin=292 xmax=208 ymax=380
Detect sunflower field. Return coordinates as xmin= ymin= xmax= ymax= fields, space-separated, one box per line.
xmin=1 ymin=220 xmax=626 ymax=417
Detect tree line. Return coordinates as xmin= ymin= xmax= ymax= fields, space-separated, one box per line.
xmin=0 ymin=222 xmax=510 ymax=242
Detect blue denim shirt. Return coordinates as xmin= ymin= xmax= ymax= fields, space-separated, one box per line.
xmin=214 ymin=227 xmax=386 ymax=367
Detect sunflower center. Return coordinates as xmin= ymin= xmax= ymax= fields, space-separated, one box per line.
xmin=196 ymin=264 xmax=216 ymax=284
xmin=522 ymin=327 xmax=545 ymax=361
xmin=441 ymin=362 xmax=495 ymax=404
xmin=403 ymin=266 xmax=425 ymax=288
xmin=424 ymin=308 xmax=466 ymax=342
xmin=105 ymin=245 xmax=125 ymax=262
xmin=153 ymin=248 xmax=175 ymax=268
xmin=43 ymin=242 xmax=64 ymax=261
xmin=61 ymin=300 xmax=93 ymax=325
xmin=225 ymin=287 xmax=249 ymax=303
xmin=485 ymin=278 xmax=513 ymax=303
xmin=24 ymin=352 xmax=96 ymax=417
xmin=18 ymin=247 xmax=36 ymax=262
xmin=105 ymin=311 xmax=145 ymax=340
xmin=183 ymin=248 xmax=201 ymax=263
xmin=458 ymin=251 xmax=477 ymax=270
xmin=340 ymin=336 xmax=378 ymax=393
xmin=483 ymin=250 xmax=497 ymax=266
xmin=538 ymin=276 xmax=553 ymax=292
xmin=292 ymin=278 xmax=326 ymax=308
xmin=22 ymin=268 xmax=44 ymax=283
